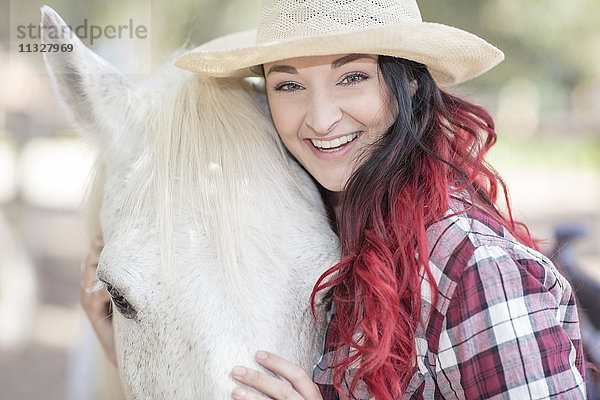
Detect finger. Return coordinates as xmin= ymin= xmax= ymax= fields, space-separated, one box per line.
xmin=255 ymin=352 xmax=322 ymax=399
xmin=80 ymin=287 xmax=115 ymax=365
xmin=83 ymin=235 xmax=104 ymax=276
xmin=79 ymin=236 xmax=117 ymax=365
xmin=231 ymin=386 xmax=269 ymax=400
xmin=90 ymin=300 xmax=117 ymax=365
xmin=81 ymin=288 xmax=116 ymax=365
xmin=80 ymin=238 xmax=102 ymax=287
xmin=231 ymin=366 xmax=302 ymax=400
xmin=80 ymin=236 xmax=109 ymax=315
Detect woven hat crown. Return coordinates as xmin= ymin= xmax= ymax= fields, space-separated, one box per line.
xmin=257 ymin=0 xmax=422 ymax=43
xmin=175 ymin=0 xmax=504 ymax=86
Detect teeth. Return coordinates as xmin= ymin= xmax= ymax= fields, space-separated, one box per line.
xmin=310 ymin=132 xmax=359 ymax=151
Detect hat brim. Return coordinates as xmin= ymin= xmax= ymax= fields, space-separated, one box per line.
xmin=175 ymin=22 xmax=504 ymax=87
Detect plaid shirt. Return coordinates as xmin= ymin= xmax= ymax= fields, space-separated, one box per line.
xmin=313 ymin=199 xmax=586 ymax=399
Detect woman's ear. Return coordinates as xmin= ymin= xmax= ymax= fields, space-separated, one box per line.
xmin=409 ymin=79 xmax=418 ymax=97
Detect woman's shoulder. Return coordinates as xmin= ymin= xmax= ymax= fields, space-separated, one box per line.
xmin=415 ymin=199 xmax=585 ymax=400
xmin=424 ymin=197 xmax=565 ymax=302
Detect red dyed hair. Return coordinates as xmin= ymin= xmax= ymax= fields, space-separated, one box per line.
xmin=310 ymin=57 xmax=536 ymax=399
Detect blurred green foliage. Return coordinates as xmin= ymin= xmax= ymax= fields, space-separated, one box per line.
xmin=489 ymin=135 xmax=600 ymax=170
xmin=418 ymin=0 xmax=600 ymax=90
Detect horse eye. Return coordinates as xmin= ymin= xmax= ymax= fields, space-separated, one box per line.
xmin=106 ymin=284 xmax=138 ymax=319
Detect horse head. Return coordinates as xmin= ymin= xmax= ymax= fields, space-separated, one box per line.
xmin=42 ymin=6 xmax=339 ymax=399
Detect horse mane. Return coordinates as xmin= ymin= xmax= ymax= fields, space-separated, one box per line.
xmin=86 ymin=68 xmax=303 ymax=288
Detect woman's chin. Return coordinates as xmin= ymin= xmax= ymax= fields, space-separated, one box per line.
xmin=315 ymin=177 xmax=347 ymax=193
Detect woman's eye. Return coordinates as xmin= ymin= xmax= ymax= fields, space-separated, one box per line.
xmin=106 ymin=283 xmax=138 ymax=319
xmin=274 ymin=82 xmax=303 ymax=92
xmin=340 ymin=72 xmax=369 ymax=85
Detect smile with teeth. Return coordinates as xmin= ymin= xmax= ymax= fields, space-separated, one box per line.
xmin=310 ymin=132 xmax=361 ymax=152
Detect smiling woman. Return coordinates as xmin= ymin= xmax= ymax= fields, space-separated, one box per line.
xmin=264 ymin=54 xmax=398 ymax=192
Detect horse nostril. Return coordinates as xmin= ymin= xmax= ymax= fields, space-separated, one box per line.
xmin=106 ymin=284 xmax=138 ymax=320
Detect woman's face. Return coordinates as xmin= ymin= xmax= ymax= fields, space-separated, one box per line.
xmin=264 ymin=54 xmax=398 ymax=192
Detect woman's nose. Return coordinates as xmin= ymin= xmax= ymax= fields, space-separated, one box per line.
xmin=304 ymin=91 xmax=343 ymax=135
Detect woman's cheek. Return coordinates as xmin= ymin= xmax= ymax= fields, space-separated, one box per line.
xmin=271 ymin=105 xmax=303 ymax=146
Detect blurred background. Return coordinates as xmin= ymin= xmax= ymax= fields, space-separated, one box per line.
xmin=0 ymin=0 xmax=598 ymax=399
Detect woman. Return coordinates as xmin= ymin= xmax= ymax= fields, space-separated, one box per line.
xmin=81 ymin=0 xmax=587 ymax=398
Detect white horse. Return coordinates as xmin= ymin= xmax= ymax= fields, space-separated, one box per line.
xmin=41 ymin=7 xmax=339 ymax=400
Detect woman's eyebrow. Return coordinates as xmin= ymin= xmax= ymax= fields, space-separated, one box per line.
xmin=331 ymin=54 xmax=377 ymax=69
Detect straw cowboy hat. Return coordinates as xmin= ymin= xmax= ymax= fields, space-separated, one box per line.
xmin=175 ymin=0 xmax=504 ymax=87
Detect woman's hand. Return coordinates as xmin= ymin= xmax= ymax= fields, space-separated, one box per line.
xmin=230 ymin=351 xmax=323 ymax=399
xmin=79 ymin=235 xmax=117 ymax=366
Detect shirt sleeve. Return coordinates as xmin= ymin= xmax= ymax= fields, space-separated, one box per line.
xmin=434 ymin=244 xmax=586 ymax=399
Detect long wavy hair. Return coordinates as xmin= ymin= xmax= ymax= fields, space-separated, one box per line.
xmin=310 ymin=56 xmax=537 ymax=399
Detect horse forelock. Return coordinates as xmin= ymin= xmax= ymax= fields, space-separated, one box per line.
xmin=89 ymin=68 xmax=309 ymax=290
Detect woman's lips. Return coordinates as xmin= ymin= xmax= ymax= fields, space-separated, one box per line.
xmin=309 ymin=132 xmax=360 ymax=151
xmin=306 ymin=131 xmax=362 ymax=159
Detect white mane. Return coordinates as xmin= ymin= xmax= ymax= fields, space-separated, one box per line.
xmin=93 ymin=71 xmax=318 ymax=286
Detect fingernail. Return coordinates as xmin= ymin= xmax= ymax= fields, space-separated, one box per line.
xmin=256 ymin=351 xmax=268 ymax=360
xmin=232 ymin=387 xmax=247 ymax=399
xmin=231 ymin=366 xmax=246 ymax=377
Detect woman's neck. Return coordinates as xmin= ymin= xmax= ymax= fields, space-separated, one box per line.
xmin=317 ymin=185 xmax=343 ymax=234
xmin=330 ymin=191 xmax=343 ymax=221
